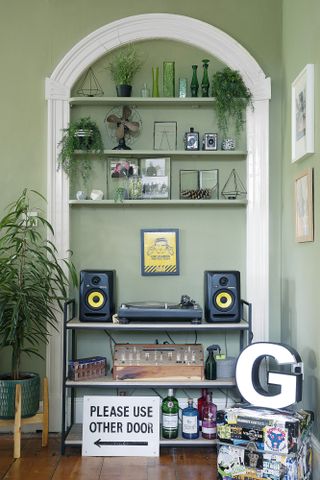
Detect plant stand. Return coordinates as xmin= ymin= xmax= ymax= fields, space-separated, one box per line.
xmin=0 ymin=377 xmax=49 ymax=458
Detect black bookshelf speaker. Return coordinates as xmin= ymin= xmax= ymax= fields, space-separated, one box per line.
xmin=79 ymin=270 xmax=115 ymax=322
xmin=204 ymin=271 xmax=241 ymax=323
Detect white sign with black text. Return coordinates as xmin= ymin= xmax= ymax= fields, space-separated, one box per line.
xmin=82 ymin=396 xmax=160 ymax=457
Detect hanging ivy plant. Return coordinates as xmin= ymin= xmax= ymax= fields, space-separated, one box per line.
xmin=211 ymin=67 xmax=253 ymax=139
xmin=58 ymin=117 xmax=104 ymax=189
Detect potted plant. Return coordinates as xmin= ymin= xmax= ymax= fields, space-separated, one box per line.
xmin=0 ymin=189 xmax=77 ymax=418
xmin=211 ymin=67 xmax=253 ymax=147
xmin=58 ymin=117 xmax=104 ymax=192
xmin=107 ymin=44 xmax=144 ymax=97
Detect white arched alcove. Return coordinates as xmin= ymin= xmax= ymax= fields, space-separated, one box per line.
xmin=46 ymin=13 xmax=271 ymax=431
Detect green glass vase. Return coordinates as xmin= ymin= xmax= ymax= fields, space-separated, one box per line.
xmin=152 ymin=67 xmax=160 ymax=97
xmin=201 ymin=59 xmax=210 ymax=97
xmin=190 ymin=65 xmax=199 ymax=97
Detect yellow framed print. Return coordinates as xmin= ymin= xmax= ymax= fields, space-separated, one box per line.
xmin=141 ymin=228 xmax=180 ymax=276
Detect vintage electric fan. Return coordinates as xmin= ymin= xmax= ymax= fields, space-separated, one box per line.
xmin=105 ymin=105 xmax=141 ymax=150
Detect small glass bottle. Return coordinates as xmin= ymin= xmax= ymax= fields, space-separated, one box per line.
xmin=202 ymin=393 xmax=217 ymax=440
xmin=190 ymin=65 xmax=199 ymax=97
xmin=197 ymin=388 xmax=208 ymax=431
xmin=201 ymin=59 xmax=210 ymax=97
xmin=182 ymin=398 xmax=199 ymax=439
xmin=161 ymin=388 xmax=179 ymax=439
xmin=141 ymin=83 xmax=150 ymax=98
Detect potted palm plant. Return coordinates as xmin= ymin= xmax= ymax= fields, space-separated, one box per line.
xmin=58 ymin=116 xmax=104 ymax=192
xmin=211 ymin=67 xmax=253 ymax=148
xmin=107 ymin=44 xmax=144 ymax=97
xmin=0 ymin=189 xmax=77 ymax=418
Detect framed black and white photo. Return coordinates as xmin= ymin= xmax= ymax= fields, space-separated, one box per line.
xmin=291 ymin=64 xmax=314 ymax=162
xmin=140 ymin=157 xmax=170 ymax=199
xmin=154 ymin=122 xmax=177 ymax=151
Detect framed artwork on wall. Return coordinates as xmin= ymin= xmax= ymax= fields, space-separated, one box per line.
xmin=295 ymin=168 xmax=313 ymax=242
xmin=154 ymin=122 xmax=177 ymax=150
xmin=140 ymin=228 xmax=179 ymax=275
xmin=291 ymin=64 xmax=314 ymax=162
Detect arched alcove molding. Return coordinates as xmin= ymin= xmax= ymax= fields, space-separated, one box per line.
xmin=46 ymin=13 xmax=271 ymax=431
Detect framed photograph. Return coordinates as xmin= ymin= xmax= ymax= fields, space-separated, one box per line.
xmin=199 ymin=169 xmax=219 ymax=199
xmin=179 ymin=169 xmax=219 ymax=199
xmin=140 ymin=228 xmax=180 ymax=276
xmin=291 ymin=64 xmax=314 ymax=162
xmin=140 ymin=157 xmax=170 ymax=199
xmin=154 ymin=122 xmax=177 ymax=151
xmin=107 ymin=157 xmax=138 ymax=200
xmin=295 ymin=168 xmax=313 ymax=242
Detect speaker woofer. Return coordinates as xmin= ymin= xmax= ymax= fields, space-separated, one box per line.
xmin=214 ymin=290 xmax=234 ymax=310
xmin=86 ymin=290 xmax=106 ymax=309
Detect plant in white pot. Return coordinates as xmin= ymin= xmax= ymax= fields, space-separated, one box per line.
xmin=107 ymin=44 xmax=144 ymax=97
xmin=0 ymin=189 xmax=77 ymax=418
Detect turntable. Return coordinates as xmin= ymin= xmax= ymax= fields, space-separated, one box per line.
xmin=118 ymin=295 xmax=203 ymax=324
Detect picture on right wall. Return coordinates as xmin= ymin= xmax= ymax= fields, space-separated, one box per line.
xmin=295 ymin=168 xmax=314 ymax=242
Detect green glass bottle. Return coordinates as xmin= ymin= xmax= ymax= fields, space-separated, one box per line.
xmin=190 ymin=65 xmax=199 ymax=97
xmin=152 ymin=67 xmax=160 ymax=97
xmin=161 ymin=388 xmax=179 ymax=439
xmin=201 ymin=59 xmax=210 ymax=97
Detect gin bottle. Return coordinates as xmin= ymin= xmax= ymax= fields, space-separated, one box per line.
xmin=161 ymin=388 xmax=179 ymax=439
xmin=197 ymin=388 xmax=208 ymax=430
xmin=182 ymin=398 xmax=199 ymax=439
xmin=202 ymin=393 xmax=217 ymax=440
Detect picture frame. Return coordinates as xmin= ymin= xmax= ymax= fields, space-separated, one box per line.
xmin=291 ymin=64 xmax=314 ymax=162
xmin=140 ymin=157 xmax=170 ymax=199
xmin=295 ymin=168 xmax=313 ymax=243
xmin=140 ymin=228 xmax=180 ymax=276
xmin=179 ymin=169 xmax=219 ymax=200
xmin=154 ymin=122 xmax=177 ymax=151
xmin=107 ymin=157 xmax=138 ymax=200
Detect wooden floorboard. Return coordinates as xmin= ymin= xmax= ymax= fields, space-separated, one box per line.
xmin=0 ymin=434 xmax=218 ymax=480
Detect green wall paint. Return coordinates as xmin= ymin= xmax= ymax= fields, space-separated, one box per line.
xmin=282 ymin=0 xmax=320 ymax=439
xmin=0 ymin=1 xmax=283 ymax=413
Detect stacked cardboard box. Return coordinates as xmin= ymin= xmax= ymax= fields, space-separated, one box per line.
xmin=217 ymin=406 xmax=313 ymax=479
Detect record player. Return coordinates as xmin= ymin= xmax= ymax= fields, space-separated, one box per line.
xmin=118 ymin=294 xmax=203 ymax=324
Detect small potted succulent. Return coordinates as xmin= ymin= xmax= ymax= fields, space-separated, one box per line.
xmin=58 ymin=117 xmax=104 ymax=190
xmin=0 ymin=189 xmax=77 ymax=418
xmin=211 ymin=67 xmax=253 ymax=149
xmin=107 ymin=44 xmax=144 ymax=97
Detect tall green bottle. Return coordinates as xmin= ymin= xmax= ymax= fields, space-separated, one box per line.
xmin=161 ymin=388 xmax=179 ymax=439
xmin=201 ymin=59 xmax=210 ymax=97
xmin=190 ymin=65 xmax=199 ymax=97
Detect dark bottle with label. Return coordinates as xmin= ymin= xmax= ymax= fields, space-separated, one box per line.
xmin=197 ymin=388 xmax=208 ymax=431
xmin=161 ymin=388 xmax=179 ymax=439
xmin=202 ymin=393 xmax=217 ymax=440
xmin=182 ymin=398 xmax=199 ymax=439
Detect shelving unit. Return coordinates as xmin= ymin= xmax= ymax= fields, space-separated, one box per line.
xmin=61 ymin=300 xmax=252 ymax=453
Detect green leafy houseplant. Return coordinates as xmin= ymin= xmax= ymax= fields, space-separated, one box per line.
xmin=58 ymin=117 xmax=104 ymax=189
xmin=107 ymin=44 xmax=143 ymax=95
xmin=0 ymin=189 xmax=77 ymax=417
xmin=211 ymin=67 xmax=253 ymax=140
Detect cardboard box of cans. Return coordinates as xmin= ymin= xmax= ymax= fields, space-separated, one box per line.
xmin=216 ymin=406 xmax=313 ymax=479
xmin=68 ymin=356 xmax=107 ymax=381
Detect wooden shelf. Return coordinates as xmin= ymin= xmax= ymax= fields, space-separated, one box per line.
xmin=74 ymin=149 xmax=247 ymax=157
xmin=70 ymin=96 xmax=217 ymax=107
xmin=64 ymin=423 xmax=217 ymax=447
xmin=66 ymin=318 xmax=250 ymax=331
xmin=65 ymin=374 xmax=236 ymax=388
xmin=69 ymin=199 xmax=247 ymax=206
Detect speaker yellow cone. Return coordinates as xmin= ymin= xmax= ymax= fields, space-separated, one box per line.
xmin=87 ymin=291 xmax=105 ymax=309
xmin=215 ymin=291 xmax=233 ymax=309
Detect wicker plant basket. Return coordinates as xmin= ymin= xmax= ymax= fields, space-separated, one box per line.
xmin=0 ymin=372 xmax=40 ymax=419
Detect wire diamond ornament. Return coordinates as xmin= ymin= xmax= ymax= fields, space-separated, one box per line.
xmin=221 ymin=169 xmax=247 ymax=199
xmin=76 ymin=67 xmax=104 ymax=97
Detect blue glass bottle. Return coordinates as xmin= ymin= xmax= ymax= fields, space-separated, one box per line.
xmin=182 ymin=398 xmax=199 ymax=439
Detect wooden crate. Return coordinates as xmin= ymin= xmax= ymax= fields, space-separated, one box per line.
xmin=113 ymin=343 xmax=204 ymax=380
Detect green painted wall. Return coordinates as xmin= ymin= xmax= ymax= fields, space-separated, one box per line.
xmin=282 ymin=0 xmax=320 ymax=438
xmin=0 ymin=0 xmax=282 ymax=403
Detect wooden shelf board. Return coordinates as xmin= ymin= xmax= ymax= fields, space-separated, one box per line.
xmin=66 ymin=318 xmax=250 ymax=331
xmin=64 ymin=423 xmax=217 ymax=447
xmin=70 ymin=96 xmax=217 ymax=107
xmin=65 ymin=375 xmax=236 ymax=388
xmin=69 ymin=199 xmax=247 ymax=206
xmin=74 ymin=149 xmax=247 ymax=157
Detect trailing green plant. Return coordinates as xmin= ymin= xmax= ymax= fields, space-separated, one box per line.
xmin=107 ymin=44 xmax=144 ymax=85
xmin=0 ymin=189 xmax=77 ymax=380
xmin=211 ymin=67 xmax=253 ymax=139
xmin=58 ymin=117 xmax=104 ymax=188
